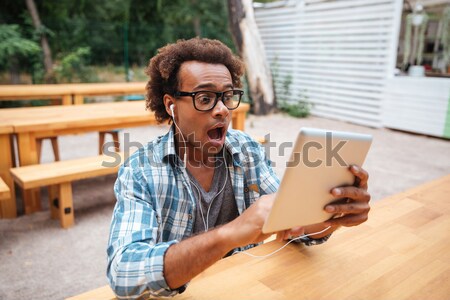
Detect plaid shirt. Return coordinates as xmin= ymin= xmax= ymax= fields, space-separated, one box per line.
xmin=107 ymin=127 xmax=328 ymax=298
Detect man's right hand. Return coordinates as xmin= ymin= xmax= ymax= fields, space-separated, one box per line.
xmin=220 ymin=194 xmax=276 ymax=248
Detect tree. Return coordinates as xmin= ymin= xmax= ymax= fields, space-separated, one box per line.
xmin=227 ymin=0 xmax=275 ymax=115
xmin=25 ymin=0 xmax=54 ymax=82
xmin=0 ymin=24 xmax=40 ymax=83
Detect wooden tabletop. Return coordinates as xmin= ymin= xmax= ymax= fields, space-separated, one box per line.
xmin=0 ymin=100 xmax=156 ymax=134
xmin=67 ymin=174 xmax=450 ymax=300
xmin=0 ymin=100 xmax=250 ymax=134
xmin=0 ymin=82 xmax=147 ymax=100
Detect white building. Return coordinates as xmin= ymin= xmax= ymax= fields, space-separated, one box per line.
xmin=254 ymin=0 xmax=450 ymax=138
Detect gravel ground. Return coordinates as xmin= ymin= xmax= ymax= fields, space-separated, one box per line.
xmin=0 ymin=113 xmax=449 ymax=299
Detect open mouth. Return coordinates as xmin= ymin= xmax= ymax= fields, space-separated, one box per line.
xmin=207 ymin=126 xmax=225 ymax=141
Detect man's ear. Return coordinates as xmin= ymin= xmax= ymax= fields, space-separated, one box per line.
xmin=163 ymin=94 xmax=174 ymax=117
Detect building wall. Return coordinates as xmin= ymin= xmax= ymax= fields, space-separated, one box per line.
xmin=255 ymin=0 xmax=403 ymax=128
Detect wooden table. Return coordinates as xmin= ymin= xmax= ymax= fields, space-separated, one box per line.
xmin=67 ymin=174 xmax=450 ymax=300
xmin=0 ymin=101 xmax=250 ymax=217
xmin=0 ymin=82 xmax=147 ymax=105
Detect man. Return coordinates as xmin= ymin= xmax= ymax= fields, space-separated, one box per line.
xmin=107 ymin=38 xmax=370 ymax=298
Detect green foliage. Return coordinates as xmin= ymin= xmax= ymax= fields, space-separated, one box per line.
xmin=54 ymin=47 xmax=97 ymax=83
xmin=271 ymin=57 xmax=311 ymax=118
xmin=278 ymin=99 xmax=312 ymax=118
xmin=0 ymin=24 xmax=40 ymax=69
xmin=0 ymin=0 xmax=235 ymax=83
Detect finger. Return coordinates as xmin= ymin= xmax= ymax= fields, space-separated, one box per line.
xmin=325 ymin=201 xmax=370 ymax=215
xmin=276 ymin=232 xmax=284 ymax=242
xmin=349 ymin=165 xmax=369 ymax=189
xmin=281 ymin=227 xmax=305 ymax=240
xmin=289 ymin=226 xmax=305 ymax=237
xmin=331 ymin=186 xmax=371 ymax=203
xmin=326 ymin=213 xmax=369 ymax=227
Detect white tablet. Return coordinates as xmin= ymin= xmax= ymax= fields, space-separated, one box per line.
xmin=262 ymin=127 xmax=372 ymax=234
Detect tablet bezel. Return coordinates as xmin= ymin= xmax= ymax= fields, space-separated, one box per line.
xmin=262 ymin=127 xmax=372 ymax=234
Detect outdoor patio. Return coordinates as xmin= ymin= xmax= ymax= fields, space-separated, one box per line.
xmin=0 ymin=112 xmax=449 ymax=299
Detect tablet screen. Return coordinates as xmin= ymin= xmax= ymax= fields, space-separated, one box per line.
xmin=262 ymin=127 xmax=372 ymax=233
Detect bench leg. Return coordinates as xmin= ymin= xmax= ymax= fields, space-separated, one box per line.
xmin=58 ymin=182 xmax=74 ymax=229
xmin=111 ymin=131 xmax=120 ymax=152
xmin=36 ymin=137 xmax=60 ymax=163
xmin=17 ymin=132 xmax=41 ymax=214
xmin=99 ymin=131 xmax=120 ymax=154
xmin=48 ymin=185 xmax=59 ymax=220
xmin=50 ymin=137 xmax=60 ymax=161
xmin=99 ymin=132 xmax=106 ymax=154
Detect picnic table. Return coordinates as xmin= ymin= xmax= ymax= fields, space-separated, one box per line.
xmin=68 ymin=174 xmax=450 ymax=300
xmin=0 ymin=82 xmax=147 ymax=105
xmin=0 ymin=101 xmax=250 ymax=218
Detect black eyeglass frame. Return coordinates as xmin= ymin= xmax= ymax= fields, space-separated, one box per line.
xmin=174 ymin=89 xmax=244 ymax=112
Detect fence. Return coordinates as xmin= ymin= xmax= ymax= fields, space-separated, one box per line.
xmin=255 ymin=0 xmax=403 ymax=127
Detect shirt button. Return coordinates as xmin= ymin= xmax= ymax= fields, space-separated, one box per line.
xmin=244 ymin=187 xmax=249 ymax=193
xmin=188 ymin=214 xmax=193 ymax=220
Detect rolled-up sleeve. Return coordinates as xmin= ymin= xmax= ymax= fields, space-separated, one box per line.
xmin=106 ymin=165 xmax=181 ymax=298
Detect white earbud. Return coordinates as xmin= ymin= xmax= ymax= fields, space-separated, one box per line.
xmin=170 ymin=103 xmax=187 ymax=165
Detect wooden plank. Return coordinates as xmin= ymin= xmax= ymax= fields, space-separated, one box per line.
xmin=10 ymin=153 xmax=125 ymax=190
xmin=293 ymin=78 xmax=384 ymax=93
xmin=304 ymin=0 xmax=393 ymax=12
xmin=58 ymin=182 xmax=74 ymax=229
xmin=299 ymin=6 xmax=394 ymax=22
xmin=262 ymin=26 xmax=392 ymax=37
xmin=0 ymin=82 xmax=146 ymax=101
xmin=0 ymin=176 xmax=10 ymax=201
xmin=292 ymin=84 xmax=382 ymax=101
xmin=0 ymin=101 xmax=248 ymax=134
xmin=17 ymin=132 xmax=41 ymax=214
xmin=0 ymin=134 xmax=16 ymax=217
xmin=276 ymin=72 xmax=384 ymax=86
xmin=313 ymin=110 xmax=381 ymax=128
xmin=66 ymin=285 xmax=116 ymax=300
xmin=67 ymin=174 xmax=450 ymax=300
xmin=311 ymin=103 xmax=381 ymax=120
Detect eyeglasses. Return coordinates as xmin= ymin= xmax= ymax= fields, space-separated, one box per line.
xmin=174 ymin=89 xmax=243 ymax=112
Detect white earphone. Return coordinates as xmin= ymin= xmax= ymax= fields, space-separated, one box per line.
xmin=169 ymin=103 xmax=186 ymax=165
xmin=169 ymin=102 xmax=228 ymax=232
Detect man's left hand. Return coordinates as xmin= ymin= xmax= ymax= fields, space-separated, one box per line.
xmin=278 ymin=164 xmax=371 ymax=241
xmin=324 ymin=164 xmax=371 ymax=227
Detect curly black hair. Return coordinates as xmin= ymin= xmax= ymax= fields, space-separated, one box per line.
xmin=145 ymin=37 xmax=245 ymax=123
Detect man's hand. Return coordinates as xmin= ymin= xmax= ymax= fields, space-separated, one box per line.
xmin=324 ymin=164 xmax=371 ymax=228
xmin=279 ymin=164 xmax=371 ymax=240
xmin=221 ymin=194 xmax=276 ymax=248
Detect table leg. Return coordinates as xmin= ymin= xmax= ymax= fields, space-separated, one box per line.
xmin=62 ymin=94 xmax=72 ymax=105
xmin=0 ymin=134 xmax=17 ymax=218
xmin=73 ymin=94 xmax=84 ymax=105
xmin=17 ymin=132 xmax=41 ymax=214
xmin=232 ymin=111 xmax=246 ymax=131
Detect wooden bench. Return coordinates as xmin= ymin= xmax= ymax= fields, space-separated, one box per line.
xmin=0 ymin=177 xmax=11 ymax=201
xmin=10 ymin=153 xmax=125 ymax=228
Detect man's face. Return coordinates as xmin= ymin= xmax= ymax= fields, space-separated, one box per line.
xmin=172 ymin=61 xmax=233 ymax=157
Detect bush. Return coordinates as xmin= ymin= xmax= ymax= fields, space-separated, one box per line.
xmin=54 ymin=47 xmax=97 ymax=83
xmin=278 ymin=99 xmax=312 ymax=118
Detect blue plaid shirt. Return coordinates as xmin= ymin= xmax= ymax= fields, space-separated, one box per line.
xmin=107 ymin=127 xmax=328 ymax=298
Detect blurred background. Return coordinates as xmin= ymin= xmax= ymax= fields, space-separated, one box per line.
xmin=0 ymin=0 xmax=234 ymax=85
